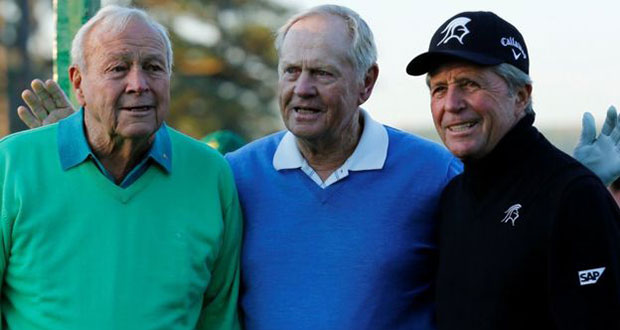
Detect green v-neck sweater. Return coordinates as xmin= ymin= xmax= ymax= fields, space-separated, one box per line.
xmin=0 ymin=123 xmax=242 ymax=330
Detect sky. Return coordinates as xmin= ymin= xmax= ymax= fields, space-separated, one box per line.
xmin=273 ymin=0 xmax=620 ymax=130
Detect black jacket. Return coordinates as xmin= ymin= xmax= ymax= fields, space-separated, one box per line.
xmin=436 ymin=114 xmax=620 ymax=330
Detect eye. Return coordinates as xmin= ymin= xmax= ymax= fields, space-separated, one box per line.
xmin=281 ymin=66 xmax=301 ymax=80
xmin=314 ymin=69 xmax=331 ymax=77
xmin=110 ymin=65 xmax=127 ymax=73
xmin=460 ymin=79 xmax=480 ymax=90
xmin=146 ymin=63 xmax=164 ymax=72
xmin=430 ymin=85 xmax=447 ymax=97
xmin=283 ymin=66 xmax=299 ymax=74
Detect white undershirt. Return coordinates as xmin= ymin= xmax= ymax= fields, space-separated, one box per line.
xmin=272 ymin=109 xmax=389 ymax=188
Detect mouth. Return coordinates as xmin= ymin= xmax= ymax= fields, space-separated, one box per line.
xmin=292 ymin=106 xmax=321 ymax=114
xmin=121 ymin=105 xmax=155 ymax=112
xmin=447 ymin=120 xmax=478 ymax=133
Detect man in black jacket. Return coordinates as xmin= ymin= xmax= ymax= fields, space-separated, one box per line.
xmin=407 ymin=11 xmax=620 ymax=330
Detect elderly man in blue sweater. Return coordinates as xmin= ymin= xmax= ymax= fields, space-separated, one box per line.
xmin=226 ymin=5 xmax=460 ymax=329
xmin=17 ymin=4 xmax=619 ymax=330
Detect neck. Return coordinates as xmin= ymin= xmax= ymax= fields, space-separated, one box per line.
xmin=84 ymin=122 xmax=153 ymax=184
xmin=296 ymin=112 xmax=363 ymax=181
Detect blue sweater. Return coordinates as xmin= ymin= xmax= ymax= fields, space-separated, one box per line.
xmin=226 ymin=127 xmax=461 ymax=330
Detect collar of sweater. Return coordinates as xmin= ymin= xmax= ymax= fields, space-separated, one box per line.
xmin=462 ymin=113 xmax=539 ymax=183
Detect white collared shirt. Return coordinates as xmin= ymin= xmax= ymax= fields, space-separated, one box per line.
xmin=272 ymin=109 xmax=389 ymax=189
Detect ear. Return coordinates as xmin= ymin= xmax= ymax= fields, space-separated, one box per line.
xmin=69 ymin=66 xmax=86 ymax=106
xmin=358 ymin=64 xmax=379 ymax=105
xmin=515 ymin=84 xmax=532 ymax=115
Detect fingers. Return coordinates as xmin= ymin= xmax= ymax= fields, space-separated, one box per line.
xmin=578 ymin=112 xmax=597 ymax=146
xmin=609 ymin=106 xmax=620 ymax=144
xmin=43 ymin=108 xmax=75 ymax=125
xmin=17 ymin=105 xmax=42 ymax=128
xmin=21 ymin=87 xmax=48 ymax=122
xmin=601 ymin=105 xmax=618 ymax=136
xmin=18 ymin=78 xmax=76 ymax=129
xmin=31 ymin=78 xmax=59 ymax=115
xmin=44 ymin=79 xmax=73 ymax=109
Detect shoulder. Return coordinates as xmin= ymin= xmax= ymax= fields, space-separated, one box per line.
xmin=534 ymin=135 xmax=599 ymax=191
xmin=0 ymin=124 xmax=58 ymax=150
xmin=168 ymin=126 xmax=220 ymax=156
xmin=225 ymin=131 xmax=286 ymax=166
xmin=385 ymin=126 xmax=453 ymax=158
xmin=0 ymin=125 xmax=59 ymax=165
xmin=560 ymin=171 xmax=615 ymax=207
xmin=166 ymin=126 xmax=231 ymax=173
xmin=384 ymin=125 xmax=462 ymax=176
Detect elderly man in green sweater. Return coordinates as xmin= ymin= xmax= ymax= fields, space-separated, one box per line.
xmin=0 ymin=5 xmax=241 ymax=329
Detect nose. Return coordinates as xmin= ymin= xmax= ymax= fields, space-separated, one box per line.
xmin=443 ymin=85 xmax=465 ymax=113
xmin=125 ymin=67 xmax=150 ymax=94
xmin=293 ymin=71 xmax=316 ymax=98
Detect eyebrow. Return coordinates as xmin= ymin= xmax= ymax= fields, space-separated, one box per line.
xmin=431 ymin=75 xmax=479 ymax=85
xmin=280 ymin=60 xmax=340 ymax=74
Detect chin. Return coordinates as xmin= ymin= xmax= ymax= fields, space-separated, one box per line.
xmin=287 ymin=124 xmax=321 ymax=140
xmin=446 ymin=143 xmax=480 ymax=160
xmin=119 ymin=127 xmax=158 ymax=140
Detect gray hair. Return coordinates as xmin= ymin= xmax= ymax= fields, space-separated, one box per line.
xmin=274 ymin=4 xmax=377 ymax=80
xmin=489 ymin=63 xmax=534 ymax=115
xmin=71 ymin=5 xmax=173 ymax=74
xmin=426 ymin=62 xmax=534 ymax=114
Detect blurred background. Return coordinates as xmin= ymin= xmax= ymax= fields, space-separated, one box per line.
xmin=0 ymin=0 xmax=618 ymax=152
xmin=0 ymin=0 xmax=291 ymax=142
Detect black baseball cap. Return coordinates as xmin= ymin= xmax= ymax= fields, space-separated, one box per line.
xmin=406 ymin=11 xmax=529 ymax=76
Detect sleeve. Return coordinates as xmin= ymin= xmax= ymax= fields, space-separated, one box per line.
xmin=549 ymin=176 xmax=620 ymax=329
xmin=196 ymin=163 xmax=243 ymax=330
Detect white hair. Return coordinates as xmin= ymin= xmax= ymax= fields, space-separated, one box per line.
xmin=71 ymin=5 xmax=173 ymax=74
xmin=489 ymin=63 xmax=534 ymax=115
xmin=274 ymin=4 xmax=377 ymax=80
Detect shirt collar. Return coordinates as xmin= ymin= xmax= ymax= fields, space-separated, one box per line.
xmin=273 ymin=109 xmax=388 ymax=171
xmin=57 ymin=107 xmax=172 ymax=172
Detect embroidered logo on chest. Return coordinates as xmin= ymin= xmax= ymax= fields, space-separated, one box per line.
xmin=500 ymin=204 xmax=522 ymax=226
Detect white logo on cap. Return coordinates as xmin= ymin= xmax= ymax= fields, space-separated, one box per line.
xmin=437 ymin=17 xmax=471 ymax=46
xmin=501 ymin=37 xmax=527 ymax=60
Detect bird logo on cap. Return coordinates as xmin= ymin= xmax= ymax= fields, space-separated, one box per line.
xmin=437 ymin=17 xmax=471 ymax=46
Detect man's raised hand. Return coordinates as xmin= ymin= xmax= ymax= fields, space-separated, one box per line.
xmin=17 ymin=79 xmax=75 ymax=128
xmin=574 ymin=106 xmax=620 ymax=186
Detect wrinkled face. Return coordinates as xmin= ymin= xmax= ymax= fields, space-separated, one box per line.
xmin=429 ymin=62 xmax=527 ymax=160
xmin=278 ymin=14 xmax=365 ymax=143
xmin=72 ymin=18 xmax=170 ymax=141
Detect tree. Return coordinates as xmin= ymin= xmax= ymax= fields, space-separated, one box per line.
xmin=1 ymin=0 xmax=35 ymax=133
xmin=1 ymin=0 xmax=293 ymax=140
xmin=136 ymin=0 xmax=292 ymax=140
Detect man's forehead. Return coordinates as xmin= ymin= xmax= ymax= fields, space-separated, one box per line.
xmin=280 ymin=16 xmax=352 ymax=62
xmin=103 ymin=49 xmax=166 ymax=61
xmin=89 ymin=18 xmax=165 ymax=49
xmin=290 ymin=13 xmax=347 ymax=33
xmin=278 ymin=44 xmax=350 ymax=71
xmin=430 ymin=62 xmax=488 ymax=81
xmin=86 ymin=20 xmax=166 ymax=59
xmin=285 ymin=14 xmax=351 ymax=47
